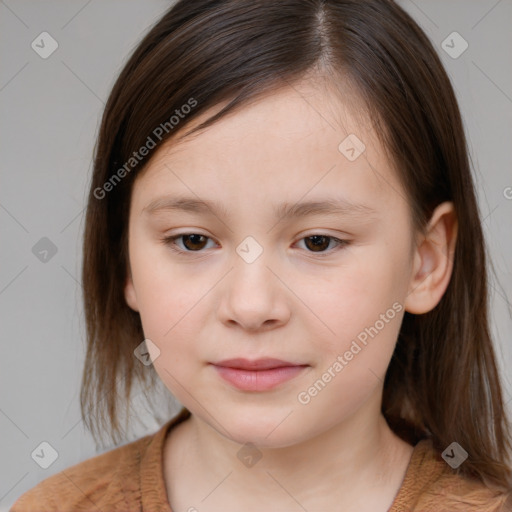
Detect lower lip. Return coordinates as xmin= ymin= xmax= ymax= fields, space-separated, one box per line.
xmin=212 ymin=364 xmax=308 ymax=391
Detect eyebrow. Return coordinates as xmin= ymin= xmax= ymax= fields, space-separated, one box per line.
xmin=142 ymin=195 xmax=377 ymax=221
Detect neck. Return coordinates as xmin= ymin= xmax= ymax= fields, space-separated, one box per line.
xmin=165 ymin=389 xmax=414 ymax=511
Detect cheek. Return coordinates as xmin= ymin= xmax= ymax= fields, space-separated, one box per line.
xmin=305 ymin=248 xmax=404 ymax=355
xmin=295 ymin=258 xmax=405 ymax=420
xmin=128 ymin=239 xmax=204 ymax=355
xmin=130 ymin=249 xmax=206 ymax=402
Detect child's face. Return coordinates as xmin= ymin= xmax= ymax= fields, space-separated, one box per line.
xmin=125 ymin=80 xmax=417 ymax=447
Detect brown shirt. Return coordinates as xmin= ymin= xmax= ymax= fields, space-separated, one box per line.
xmin=10 ymin=407 xmax=511 ymax=511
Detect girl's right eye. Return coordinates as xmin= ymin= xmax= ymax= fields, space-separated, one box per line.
xmin=161 ymin=233 xmax=216 ymax=253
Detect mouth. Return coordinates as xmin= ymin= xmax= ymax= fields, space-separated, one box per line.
xmin=210 ymin=358 xmax=309 ymax=391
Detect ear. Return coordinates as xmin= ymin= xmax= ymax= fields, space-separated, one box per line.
xmin=124 ymin=271 xmax=139 ymax=312
xmin=404 ymin=201 xmax=458 ymax=314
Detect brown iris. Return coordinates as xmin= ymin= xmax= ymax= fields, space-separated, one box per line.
xmin=181 ymin=234 xmax=209 ymax=251
xmin=303 ymin=235 xmax=331 ymax=252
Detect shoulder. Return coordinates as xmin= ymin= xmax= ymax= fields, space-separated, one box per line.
xmin=394 ymin=438 xmax=512 ymax=512
xmin=418 ymin=471 xmax=512 ymax=512
xmin=9 ymin=428 xmax=160 ymax=512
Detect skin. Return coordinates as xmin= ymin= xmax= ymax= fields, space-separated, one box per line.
xmin=124 ymin=77 xmax=457 ymax=512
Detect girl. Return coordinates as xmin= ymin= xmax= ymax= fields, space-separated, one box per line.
xmin=11 ymin=0 xmax=512 ymax=510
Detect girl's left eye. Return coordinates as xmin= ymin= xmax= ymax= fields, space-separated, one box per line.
xmin=161 ymin=233 xmax=349 ymax=256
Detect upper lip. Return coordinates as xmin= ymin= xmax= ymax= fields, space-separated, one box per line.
xmin=212 ymin=358 xmax=306 ymax=370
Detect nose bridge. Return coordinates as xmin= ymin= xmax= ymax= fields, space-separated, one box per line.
xmin=229 ymin=234 xmax=275 ymax=295
xmin=235 ymin=235 xmax=266 ymax=266
xmin=217 ymin=234 xmax=289 ymax=329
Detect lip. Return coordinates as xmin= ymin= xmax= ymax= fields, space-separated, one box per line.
xmin=213 ymin=357 xmax=303 ymax=370
xmin=210 ymin=358 xmax=309 ymax=391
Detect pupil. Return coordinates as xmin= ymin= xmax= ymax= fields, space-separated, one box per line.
xmin=185 ymin=234 xmax=206 ymax=250
xmin=307 ymin=235 xmax=329 ymax=252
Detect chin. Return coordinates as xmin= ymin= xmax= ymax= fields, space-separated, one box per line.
xmin=215 ymin=413 xmax=308 ymax=449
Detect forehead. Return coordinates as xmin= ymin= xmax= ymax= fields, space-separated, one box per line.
xmin=131 ymin=79 xmax=404 ymax=215
xmin=161 ymin=79 xmax=373 ymax=159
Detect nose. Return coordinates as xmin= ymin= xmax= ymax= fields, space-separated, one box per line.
xmin=216 ymin=248 xmax=291 ymax=332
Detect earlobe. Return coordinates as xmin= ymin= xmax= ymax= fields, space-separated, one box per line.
xmin=404 ymin=201 xmax=458 ymax=315
xmin=124 ymin=274 xmax=139 ymax=312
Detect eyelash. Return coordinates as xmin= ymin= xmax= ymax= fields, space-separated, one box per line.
xmin=160 ymin=233 xmax=349 ymax=257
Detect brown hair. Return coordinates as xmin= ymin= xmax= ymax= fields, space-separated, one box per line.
xmin=80 ymin=0 xmax=512 ymax=496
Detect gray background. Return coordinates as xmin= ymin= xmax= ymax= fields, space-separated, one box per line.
xmin=1 ymin=1 xmax=511 ymax=509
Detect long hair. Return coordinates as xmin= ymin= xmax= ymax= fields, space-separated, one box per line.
xmin=80 ymin=0 xmax=512 ymax=495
